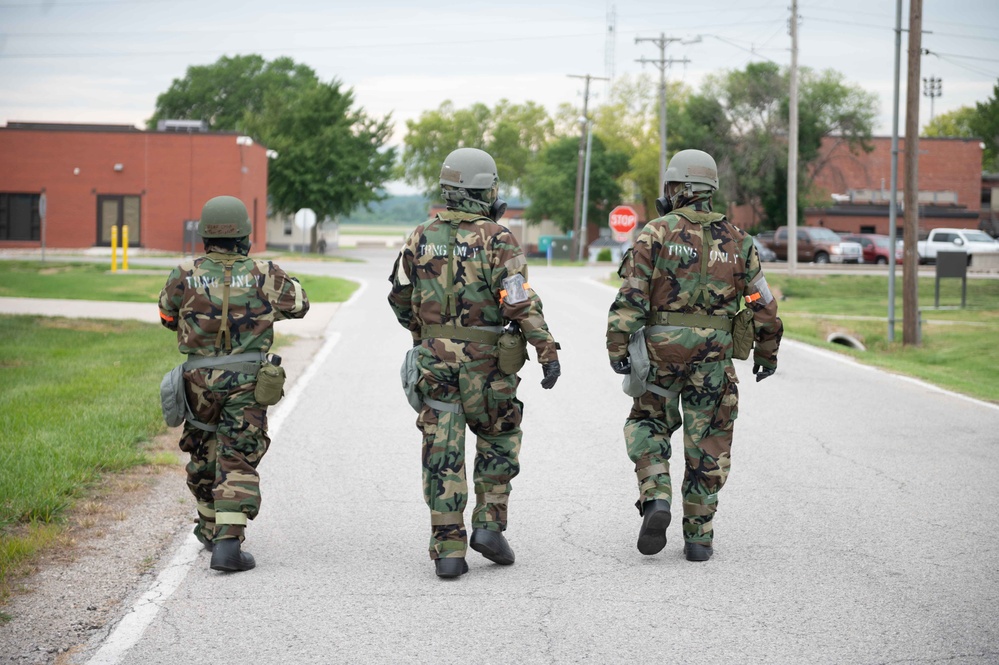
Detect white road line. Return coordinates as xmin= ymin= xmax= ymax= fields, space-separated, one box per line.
xmin=86 ymin=326 xmax=344 ymax=665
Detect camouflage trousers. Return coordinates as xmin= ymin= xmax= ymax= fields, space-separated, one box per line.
xmin=179 ymin=366 xmax=270 ymax=544
xmin=415 ymin=344 xmax=523 ymax=561
xmin=625 ymin=358 xmax=739 ymax=545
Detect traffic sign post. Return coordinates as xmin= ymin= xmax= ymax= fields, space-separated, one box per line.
xmin=609 ymin=205 xmax=638 ymax=244
xmin=294 ymin=208 xmax=317 ymax=254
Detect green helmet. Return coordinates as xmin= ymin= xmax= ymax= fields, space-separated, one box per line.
xmin=439 ymin=147 xmax=499 ymax=205
xmin=664 ymin=149 xmax=719 ymax=193
xmin=198 ymin=196 xmax=251 ymax=238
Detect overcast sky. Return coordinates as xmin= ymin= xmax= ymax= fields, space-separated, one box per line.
xmin=2 ymin=0 xmax=997 ymax=173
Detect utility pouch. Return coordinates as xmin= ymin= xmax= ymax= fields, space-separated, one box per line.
xmin=254 ymin=357 xmax=286 ymax=406
xmin=160 ymin=363 xmax=187 ymax=427
xmin=497 ymin=325 xmax=528 ymax=375
xmin=731 ymin=308 xmax=755 ymax=360
xmin=622 ymin=329 xmax=651 ymax=398
xmin=400 ymin=346 xmax=423 ymax=413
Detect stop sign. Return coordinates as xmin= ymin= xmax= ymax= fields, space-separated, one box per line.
xmin=608 ymin=205 xmax=638 ymax=234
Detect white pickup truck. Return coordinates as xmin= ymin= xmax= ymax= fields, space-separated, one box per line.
xmin=917 ymin=228 xmax=999 ymax=264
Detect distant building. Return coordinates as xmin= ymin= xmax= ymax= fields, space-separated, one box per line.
xmin=729 ymin=136 xmax=983 ymax=237
xmin=0 ymin=122 xmax=269 ymax=252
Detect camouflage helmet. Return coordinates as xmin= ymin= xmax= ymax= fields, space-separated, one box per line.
xmin=198 ymin=196 xmax=251 ymax=238
xmin=439 ymin=147 xmax=499 ymax=204
xmin=664 ymin=149 xmax=719 ymax=193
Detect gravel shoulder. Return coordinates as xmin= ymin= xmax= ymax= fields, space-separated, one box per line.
xmin=0 ymin=332 xmax=325 ymax=665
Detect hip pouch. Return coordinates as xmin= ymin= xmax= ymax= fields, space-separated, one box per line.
xmin=400 ymin=345 xmax=423 ymax=413
xmin=159 ymin=363 xmax=187 ymax=427
xmin=255 ymin=357 xmax=286 ymax=406
xmin=731 ymin=308 xmax=755 ymax=360
xmin=497 ymin=325 xmax=528 ymax=375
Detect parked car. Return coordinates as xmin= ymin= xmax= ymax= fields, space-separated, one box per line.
xmin=752 ymin=236 xmax=777 ymax=262
xmin=840 ymin=233 xmax=903 ymax=264
xmin=917 ymin=228 xmax=999 ymax=264
xmin=771 ymin=226 xmax=863 ymax=264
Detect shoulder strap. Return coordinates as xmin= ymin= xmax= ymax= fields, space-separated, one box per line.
xmin=206 ymin=253 xmax=241 ymax=352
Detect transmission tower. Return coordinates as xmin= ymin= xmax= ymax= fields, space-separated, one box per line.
xmin=605 ymin=4 xmax=617 ymax=83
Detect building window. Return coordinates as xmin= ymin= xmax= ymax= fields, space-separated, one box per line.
xmin=0 ymin=193 xmax=41 ymax=241
xmin=283 ymin=218 xmax=293 ymax=236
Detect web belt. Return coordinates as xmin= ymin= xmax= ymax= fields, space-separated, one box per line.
xmin=184 ymin=351 xmax=265 ymax=375
xmin=646 ymin=312 xmax=732 ymax=333
xmin=420 ymin=324 xmax=503 ymax=345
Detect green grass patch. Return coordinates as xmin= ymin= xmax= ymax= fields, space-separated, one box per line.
xmin=0 ymin=315 xmax=177 ymax=591
xmin=0 ymin=260 xmax=357 ymax=303
xmin=769 ymin=274 xmax=999 ymax=403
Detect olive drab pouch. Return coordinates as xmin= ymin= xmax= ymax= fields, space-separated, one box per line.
xmin=400 ymin=345 xmax=423 ymax=413
xmin=731 ymin=308 xmax=755 ymax=361
xmin=497 ymin=324 xmax=528 ymax=375
xmin=622 ymin=329 xmax=651 ymax=398
xmin=254 ymin=359 xmax=286 ymax=406
xmin=160 ymin=363 xmax=187 ymax=427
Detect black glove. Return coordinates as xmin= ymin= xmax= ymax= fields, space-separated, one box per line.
xmin=753 ymin=363 xmax=775 ymax=382
xmin=541 ymin=360 xmax=561 ymax=389
xmin=610 ymin=357 xmax=632 ymax=375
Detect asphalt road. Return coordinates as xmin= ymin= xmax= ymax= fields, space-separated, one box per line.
xmin=67 ymin=249 xmax=998 ymax=664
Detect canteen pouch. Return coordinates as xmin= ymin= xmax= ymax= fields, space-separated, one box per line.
xmin=497 ymin=325 xmax=528 ymax=375
xmin=160 ymin=363 xmax=187 ymax=427
xmin=401 ymin=345 xmax=423 ymax=413
xmin=254 ymin=360 xmax=286 ymax=406
xmin=622 ymin=329 xmax=651 ymax=398
xmin=731 ymin=308 xmax=755 ymax=361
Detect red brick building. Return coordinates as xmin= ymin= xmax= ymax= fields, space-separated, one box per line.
xmin=730 ymin=136 xmax=983 ymax=237
xmin=0 ymin=122 xmax=269 ymax=252
xmin=806 ymin=136 xmax=981 ymax=236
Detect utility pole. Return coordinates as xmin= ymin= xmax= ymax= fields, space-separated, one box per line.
xmin=888 ymin=0 xmax=903 ymax=342
xmin=635 ymin=34 xmax=691 ymax=187
xmin=903 ymin=0 xmax=923 ymax=346
xmin=787 ymin=0 xmax=800 ymax=275
xmin=922 ymin=76 xmax=941 ymax=122
xmin=568 ymin=73 xmax=608 ymax=260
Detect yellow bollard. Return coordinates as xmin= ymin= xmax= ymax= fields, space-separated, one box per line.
xmin=110 ymin=226 xmax=118 ymax=272
xmin=122 ymin=225 xmax=129 ymax=272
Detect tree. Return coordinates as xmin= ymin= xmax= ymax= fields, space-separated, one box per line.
xmin=969 ymin=80 xmax=999 ymax=173
xmin=148 ymin=55 xmax=319 ymax=131
xmin=244 ymin=80 xmax=395 ymax=220
xmin=923 ymin=106 xmax=976 ymax=138
xmin=400 ymin=100 xmax=555 ymax=198
xmin=521 ymin=135 xmax=630 ymax=233
xmin=703 ymin=63 xmax=877 ymax=228
xmin=148 ymin=55 xmax=396 ymax=245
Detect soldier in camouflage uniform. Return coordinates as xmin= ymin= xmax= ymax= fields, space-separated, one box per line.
xmin=388 ymin=148 xmax=561 ymax=579
xmin=606 ymin=149 xmax=782 ymax=562
xmin=159 ymin=195 xmax=309 ymax=572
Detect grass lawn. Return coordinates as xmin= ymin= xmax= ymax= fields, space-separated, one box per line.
xmin=0 ymin=316 xmax=176 ymax=594
xmin=766 ymin=274 xmax=999 ymax=403
xmin=0 ymin=260 xmax=358 ymax=303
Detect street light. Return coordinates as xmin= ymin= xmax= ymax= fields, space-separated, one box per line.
xmin=922 ymin=76 xmax=942 ymax=122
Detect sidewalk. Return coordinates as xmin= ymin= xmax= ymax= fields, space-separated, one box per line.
xmin=0 ymin=297 xmax=339 ymax=339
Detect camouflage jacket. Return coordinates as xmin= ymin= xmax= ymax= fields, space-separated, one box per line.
xmin=388 ymin=209 xmax=559 ymax=364
xmin=159 ymin=251 xmax=310 ymax=356
xmin=607 ymin=205 xmax=782 ymax=370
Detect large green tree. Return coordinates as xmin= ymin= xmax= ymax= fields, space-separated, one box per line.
xmin=243 ymin=80 xmax=395 ymax=219
xmin=400 ymin=100 xmax=555 ymax=198
xmin=148 ymin=55 xmax=319 ymax=131
xmin=703 ymin=63 xmax=877 ymax=229
xmin=521 ymin=135 xmax=630 ymax=233
xmin=922 ymin=82 xmax=999 ymax=173
xmin=148 ymin=55 xmax=396 ymax=239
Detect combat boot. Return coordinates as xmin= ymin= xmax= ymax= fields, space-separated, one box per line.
xmin=434 ymin=557 xmax=469 ymax=579
xmin=210 ymin=538 xmax=256 ymax=572
xmin=470 ymin=528 xmax=515 ymax=565
xmin=637 ymin=499 xmax=671 ymax=555
xmin=684 ymin=542 xmax=713 ymax=562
